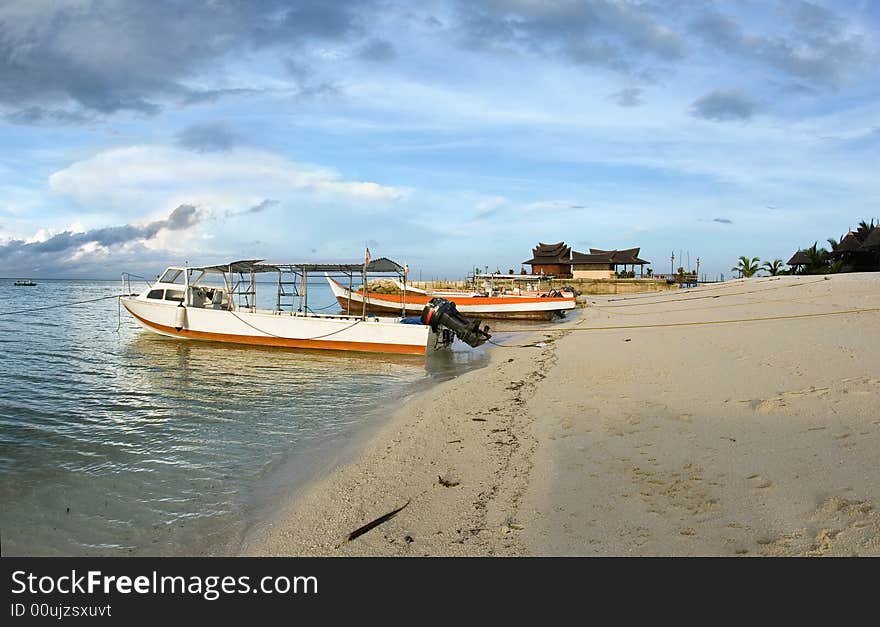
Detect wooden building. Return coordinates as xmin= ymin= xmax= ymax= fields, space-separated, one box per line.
xmin=829 ymin=229 xmax=880 ymax=272
xmin=788 ymin=224 xmax=880 ymax=274
xmin=522 ymin=241 xmax=572 ymax=278
xmin=786 ymin=250 xmax=811 ymax=271
xmin=570 ymin=248 xmax=650 ymax=279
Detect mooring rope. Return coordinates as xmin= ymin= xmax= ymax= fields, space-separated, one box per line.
xmin=482 ymin=306 xmax=880 ymax=345
xmin=6 ymin=282 xmax=876 ymax=350
xmin=304 ymin=302 xmax=342 ymax=312
xmin=115 ymin=295 xmax=122 ymax=333
xmin=227 ymin=308 xmax=363 ymax=341
xmin=486 ymin=336 xmax=564 ymax=349
xmin=589 ymin=293 xmax=832 ymax=317
xmin=596 ymin=278 xmax=828 ymax=308
xmin=121 ymin=272 xmax=153 ymax=283
xmin=0 ymin=293 xmax=120 ymax=316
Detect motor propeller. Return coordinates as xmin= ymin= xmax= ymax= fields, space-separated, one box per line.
xmin=420 ymin=297 xmax=491 ymax=348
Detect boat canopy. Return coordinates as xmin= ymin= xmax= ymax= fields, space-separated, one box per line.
xmin=190 ymin=257 xmax=404 ymax=275
xmin=188 ymin=259 xmax=266 ymax=274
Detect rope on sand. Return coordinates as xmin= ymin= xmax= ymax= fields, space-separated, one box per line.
xmin=596 ymin=278 xmax=827 ymax=308
xmin=484 ymin=306 xmax=880 ymax=347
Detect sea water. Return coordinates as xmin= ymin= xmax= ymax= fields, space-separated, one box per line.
xmin=0 ymin=278 xmax=489 ymax=555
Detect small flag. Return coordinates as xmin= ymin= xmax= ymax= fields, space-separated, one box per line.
xmin=364 ymin=246 xmax=371 ymax=267
xmin=404 ymin=263 xmax=410 ymax=275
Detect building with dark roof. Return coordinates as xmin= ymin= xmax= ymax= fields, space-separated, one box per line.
xmin=828 ymin=229 xmax=880 ymax=271
xmin=834 ymin=232 xmax=864 ymax=253
xmin=570 ymin=247 xmax=650 ymax=279
xmin=787 ymin=250 xmax=811 ymax=268
xmin=522 ymin=242 xmax=572 ymax=278
xmin=862 ymin=228 xmax=880 ymax=250
xmin=788 ymin=221 xmax=880 ymax=274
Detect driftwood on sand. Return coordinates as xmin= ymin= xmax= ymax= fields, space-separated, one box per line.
xmin=342 ymin=500 xmax=411 ymax=544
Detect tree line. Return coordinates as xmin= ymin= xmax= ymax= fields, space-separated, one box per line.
xmin=732 ymin=219 xmax=879 ymax=278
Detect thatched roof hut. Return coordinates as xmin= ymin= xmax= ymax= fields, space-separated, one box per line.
xmin=787 ymin=250 xmax=811 ymax=266
xmin=863 ymin=228 xmax=880 ymax=250
xmin=833 ymin=232 xmax=864 ymax=254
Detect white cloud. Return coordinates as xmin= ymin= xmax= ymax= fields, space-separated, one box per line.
xmin=48 ymin=145 xmax=405 ymax=218
xmin=475 ymin=195 xmax=507 ymax=212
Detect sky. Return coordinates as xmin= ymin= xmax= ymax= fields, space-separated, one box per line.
xmin=0 ymin=0 xmax=878 ymax=280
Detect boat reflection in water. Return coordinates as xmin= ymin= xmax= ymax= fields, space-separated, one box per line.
xmin=0 ymin=297 xmax=489 ymax=556
xmin=117 ymin=331 xmax=489 ymax=555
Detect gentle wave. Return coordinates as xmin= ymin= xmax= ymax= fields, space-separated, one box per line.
xmin=0 ymin=279 xmax=488 ymax=555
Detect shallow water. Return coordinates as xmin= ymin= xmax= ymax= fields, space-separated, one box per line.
xmin=0 ymin=278 xmax=488 ymax=556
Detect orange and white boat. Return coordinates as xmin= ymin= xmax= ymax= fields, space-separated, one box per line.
xmin=389 ymin=277 xmax=573 ymax=299
xmin=327 ymin=276 xmax=576 ymax=321
xmin=121 ymin=259 xmax=490 ymax=356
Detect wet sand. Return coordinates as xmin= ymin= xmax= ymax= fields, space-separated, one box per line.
xmin=241 ymin=273 xmax=880 ymax=556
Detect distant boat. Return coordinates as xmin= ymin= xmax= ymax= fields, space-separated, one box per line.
xmin=120 ymin=258 xmax=490 ymax=357
xmin=13 ymin=280 xmax=37 ymax=286
xmin=328 ymin=276 xmax=576 ymax=321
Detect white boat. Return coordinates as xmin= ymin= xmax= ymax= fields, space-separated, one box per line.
xmin=389 ymin=279 xmax=482 ymax=298
xmin=121 ymin=259 xmax=490 ymax=356
xmin=328 ymin=276 xmax=576 ymax=321
xmin=390 ymin=277 xmax=572 ymax=299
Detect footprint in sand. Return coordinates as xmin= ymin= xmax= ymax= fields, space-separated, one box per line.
xmin=747 ymin=474 xmax=773 ymax=489
xmin=753 ymin=398 xmax=786 ymax=414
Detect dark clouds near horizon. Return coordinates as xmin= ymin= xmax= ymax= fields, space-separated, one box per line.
xmin=246 ymin=199 xmax=279 ymax=214
xmin=222 ymin=199 xmax=280 ymax=218
xmin=0 ymin=204 xmax=202 ymax=271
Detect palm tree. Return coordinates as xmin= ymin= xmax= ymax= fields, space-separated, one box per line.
xmin=762 ymin=259 xmax=784 ymax=276
xmin=855 ymin=219 xmax=877 ymax=242
xmin=731 ymin=256 xmax=761 ymax=278
xmin=803 ymin=242 xmax=831 ymax=274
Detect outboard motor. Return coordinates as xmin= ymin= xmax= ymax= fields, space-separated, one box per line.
xmin=420 ymin=298 xmax=491 ymax=348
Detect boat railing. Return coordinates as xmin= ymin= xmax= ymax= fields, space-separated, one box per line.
xmin=121 ymin=272 xmax=153 ymax=296
xmin=229 ymin=273 xmax=257 ymax=311
xmin=212 ymin=258 xmax=410 ymax=320
xmin=134 ymin=258 xmax=409 ymax=319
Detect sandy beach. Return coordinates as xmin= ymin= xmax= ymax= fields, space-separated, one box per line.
xmin=241 ymin=273 xmax=880 ymax=557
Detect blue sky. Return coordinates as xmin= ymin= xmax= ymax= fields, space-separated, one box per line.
xmin=1 ymin=0 xmax=878 ymax=279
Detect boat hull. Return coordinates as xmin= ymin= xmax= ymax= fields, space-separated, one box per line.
xmin=328 ymin=278 xmax=576 ymax=321
xmin=121 ymin=297 xmax=432 ymax=356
